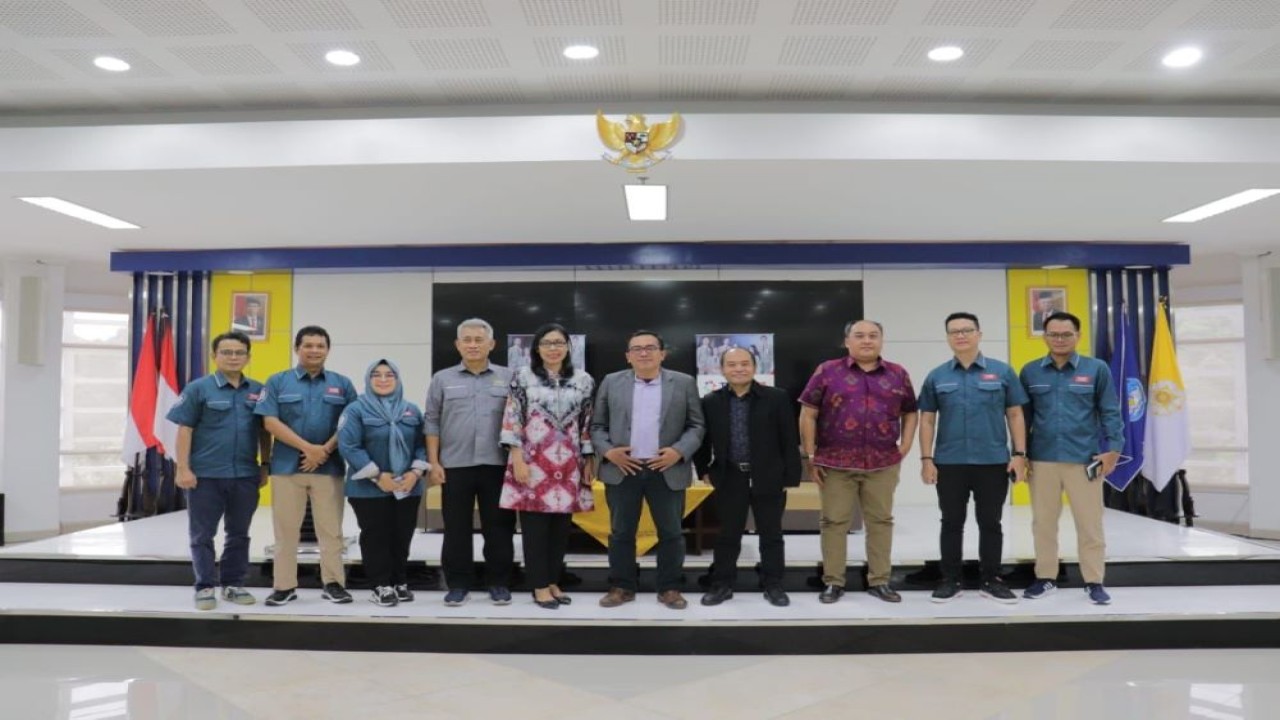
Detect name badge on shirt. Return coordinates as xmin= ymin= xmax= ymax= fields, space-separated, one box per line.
xmin=325 ymin=386 xmax=343 ymax=396
xmin=247 ymin=392 xmax=261 ymax=402
xmin=1073 ymin=375 xmax=1091 ymax=384
xmin=981 ymin=373 xmax=997 ymax=381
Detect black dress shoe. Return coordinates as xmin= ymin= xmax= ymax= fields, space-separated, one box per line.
xmin=867 ymin=584 xmax=902 ymax=603
xmin=554 ymin=594 xmax=572 ymax=605
xmin=818 ymin=584 xmax=845 ymax=604
xmin=700 ymin=585 xmax=734 ymax=606
xmin=763 ymin=586 xmax=790 ymax=607
xmin=531 ymin=591 xmax=559 ymax=610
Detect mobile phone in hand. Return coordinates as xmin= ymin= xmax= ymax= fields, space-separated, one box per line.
xmin=1085 ymin=459 xmax=1103 ymax=481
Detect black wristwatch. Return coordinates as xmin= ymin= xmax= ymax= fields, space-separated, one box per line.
xmin=1011 ymin=451 xmax=1026 ymax=458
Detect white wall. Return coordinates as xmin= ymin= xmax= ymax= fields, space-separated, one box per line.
xmin=292 ymin=272 xmax=435 ymax=404
xmin=865 ymin=269 xmax=1010 ymax=506
xmin=1243 ymin=256 xmax=1280 ymax=537
xmin=1 ymin=261 xmax=65 ymax=540
xmin=0 ymin=260 xmax=132 ymax=536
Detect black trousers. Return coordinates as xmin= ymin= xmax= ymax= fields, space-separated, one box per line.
xmin=605 ymin=468 xmax=686 ymax=592
xmin=711 ymin=467 xmax=786 ymax=588
xmin=441 ymin=465 xmax=516 ymax=588
xmin=520 ymin=511 xmax=572 ymax=589
xmin=936 ymin=464 xmax=1009 ymax=582
xmin=349 ymin=495 xmax=419 ymax=588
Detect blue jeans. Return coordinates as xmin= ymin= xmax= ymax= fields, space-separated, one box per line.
xmin=187 ymin=476 xmax=261 ymax=590
xmin=605 ymin=468 xmax=686 ymax=592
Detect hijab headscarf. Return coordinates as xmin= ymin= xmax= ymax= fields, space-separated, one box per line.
xmin=358 ymin=359 xmax=411 ymax=474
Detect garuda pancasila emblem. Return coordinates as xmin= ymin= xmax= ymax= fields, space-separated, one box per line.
xmin=596 ymin=110 xmax=682 ymax=173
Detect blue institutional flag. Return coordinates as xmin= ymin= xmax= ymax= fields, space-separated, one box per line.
xmin=1108 ymin=308 xmax=1147 ymax=491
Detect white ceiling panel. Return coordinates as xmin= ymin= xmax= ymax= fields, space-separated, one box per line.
xmin=921 ymin=0 xmax=1035 ymax=28
xmin=169 ymin=44 xmax=281 ymax=76
xmin=99 ymin=0 xmax=236 ymax=37
xmin=790 ymin=0 xmax=898 ymax=26
xmin=0 ymin=0 xmax=111 ymax=37
xmin=1050 ymin=0 xmax=1180 ymax=31
xmin=0 ymin=0 xmax=1274 ymax=114
xmin=411 ymin=37 xmax=510 ymax=70
xmin=242 ymin=0 xmax=364 ymax=32
xmin=659 ymin=0 xmax=759 ymax=27
xmin=0 ymin=0 xmax=1277 ymax=277
xmin=380 ymin=0 xmax=492 ymax=28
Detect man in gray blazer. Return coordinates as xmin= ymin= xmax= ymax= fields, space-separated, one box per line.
xmin=591 ymin=330 xmax=706 ymax=610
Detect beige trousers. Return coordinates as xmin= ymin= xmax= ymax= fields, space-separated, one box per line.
xmin=271 ymin=473 xmax=347 ymax=590
xmin=818 ymin=465 xmax=900 ymax=587
xmin=1029 ymin=461 xmax=1106 ymax=584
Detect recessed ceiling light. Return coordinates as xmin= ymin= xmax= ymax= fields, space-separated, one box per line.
xmin=93 ymin=56 xmax=130 ymax=72
xmin=624 ymin=184 xmax=667 ymax=221
xmin=325 ymin=49 xmax=361 ymax=67
xmin=1041 ymin=265 xmax=1069 ymax=270
xmin=1163 ymin=189 xmax=1280 ymax=223
xmin=927 ymin=46 xmax=964 ymax=62
xmin=563 ymin=45 xmax=600 ymax=60
xmin=1162 ymin=46 xmax=1202 ymax=68
xmin=18 ymin=197 xmax=140 ymax=229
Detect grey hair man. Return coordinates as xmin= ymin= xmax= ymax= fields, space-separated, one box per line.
xmin=424 ymin=318 xmax=516 ymax=607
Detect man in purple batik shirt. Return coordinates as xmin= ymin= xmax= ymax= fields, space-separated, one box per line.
xmin=799 ymin=320 xmax=918 ymax=605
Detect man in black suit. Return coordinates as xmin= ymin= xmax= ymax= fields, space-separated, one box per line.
xmin=694 ymin=347 xmax=802 ymax=607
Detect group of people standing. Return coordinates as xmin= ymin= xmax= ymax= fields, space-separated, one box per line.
xmin=168 ymin=309 xmax=1121 ymax=612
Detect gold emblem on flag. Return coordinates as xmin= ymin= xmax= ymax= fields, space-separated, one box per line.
xmin=1148 ymin=380 xmax=1185 ymax=415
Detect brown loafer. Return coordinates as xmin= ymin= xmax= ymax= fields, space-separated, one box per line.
xmin=657 ymin=590 xmax=688 ymax=610
xmin=599 ymin=587 xmax=636 ymax=608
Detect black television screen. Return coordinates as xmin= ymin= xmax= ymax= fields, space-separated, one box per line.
xmin=432 ymin=280 xmax=863 ymax=404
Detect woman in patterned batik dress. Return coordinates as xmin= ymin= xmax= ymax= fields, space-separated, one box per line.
xmin=499 ymin=323 xmax=595 ymax=609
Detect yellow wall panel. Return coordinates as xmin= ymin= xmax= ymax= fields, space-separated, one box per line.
xmin=209 ymin=271 xmax=294 ymax=505
xmin=209 ymin=272 xmax=294 ymax=379
xmin=1007 ymin=268 xmax=1092 ymax=504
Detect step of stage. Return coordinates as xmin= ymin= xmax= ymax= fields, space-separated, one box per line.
xmin=2 ymin=581 xmax=1278 ymax=656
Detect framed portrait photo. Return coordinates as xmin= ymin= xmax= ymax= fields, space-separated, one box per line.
xmin=1029 ymin=287 xmax=1068 ymax=336
xmin=230 ymin=291 xmax=269 ymax=340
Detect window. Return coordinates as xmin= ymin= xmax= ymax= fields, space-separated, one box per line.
xmin=59 ymin=311 xmax=130 ymax=489
xmin=1173 ymin=304 xmax=1248 ymax=486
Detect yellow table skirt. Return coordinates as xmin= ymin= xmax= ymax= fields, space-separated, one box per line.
xmin=572 ymin=480 xmax=714 ymax=555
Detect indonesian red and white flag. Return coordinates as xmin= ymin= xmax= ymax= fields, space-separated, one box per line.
xmin=122 ymin=314 xmax=158 ymax=464
xmin=153 ymin=314 xmax=181 ymax=460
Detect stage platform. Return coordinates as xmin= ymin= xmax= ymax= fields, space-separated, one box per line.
xmin=2 ymin=507 xmax=1280 ymax=655
xmin=1 ymin=505 xmax=1278 ymax=591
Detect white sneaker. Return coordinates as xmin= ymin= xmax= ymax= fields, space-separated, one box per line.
xmin=194 ymin=587 xmax=217 ymax=611
xmin=221 ymin=586 xmax=256 ymax=605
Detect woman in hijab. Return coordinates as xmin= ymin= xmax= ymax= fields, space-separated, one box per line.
xmin=499 ymin=323 xmax=596 ymax=609
xmin=338 ymin=359 xmax=429 ymax=607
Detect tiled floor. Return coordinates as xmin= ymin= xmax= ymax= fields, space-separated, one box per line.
xmin=2 ymin=644 xmax=1276 ymax=719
